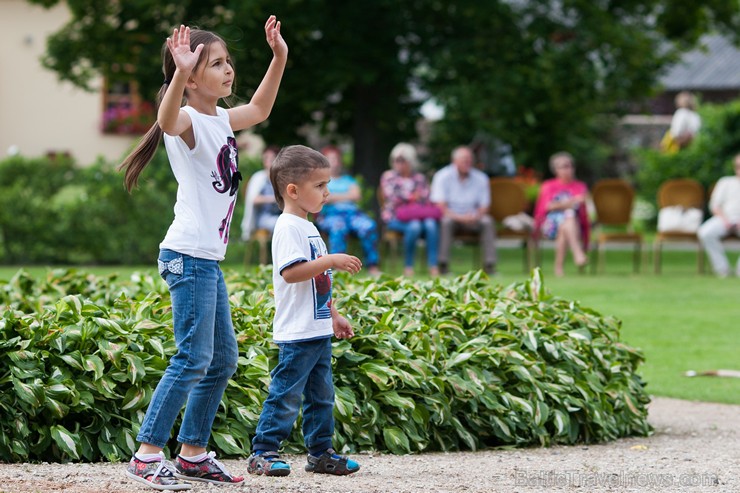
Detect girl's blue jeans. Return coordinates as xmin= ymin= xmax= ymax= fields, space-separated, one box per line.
xmin=136 ymin=249 xmax=239 ymax=449
xmin=386 ymin=218 xmax=439 ymax=268
xmin=252 ymin=337 xmax=335 ymax=456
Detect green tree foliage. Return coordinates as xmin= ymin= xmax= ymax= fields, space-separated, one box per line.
xmin=0 ymin=268 xmax=650 ymax=462
xmin=28 ymin=0 xmax=740 ymax=180
xmin=418 ymin=0 xmax=740 ymax=171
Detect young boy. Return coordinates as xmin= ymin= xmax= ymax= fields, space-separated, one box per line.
xmin=247 ymin=145 xmax=362 ymax=477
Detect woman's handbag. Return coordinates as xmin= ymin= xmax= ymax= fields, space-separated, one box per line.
xmin=395 ymin=202 xmax=442 ymax=221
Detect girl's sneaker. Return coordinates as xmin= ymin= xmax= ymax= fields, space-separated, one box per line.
xmin=125 ymin=452 xmax=192 ymax=491
xmin=247 ymin=451 xmax=292 ymax=476
xmin=174 ymin=451 xmax=244 ymax=484
xmin=305 ymin=448 xmax=360 ymax=475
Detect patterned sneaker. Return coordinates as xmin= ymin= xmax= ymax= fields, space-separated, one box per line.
xmin=305 ymin=448 xmax=360 ymax=475
xmin=247 ymin=451 xmax=291 ymax=477
xmin=174 ymin=451 xmax=244 ymax=484
xmin=125 ymin=452 xmax=191 ymax=491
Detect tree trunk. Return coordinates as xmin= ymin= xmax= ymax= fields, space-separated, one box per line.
xmin=351 ymin=85 xmax=392 ymax=204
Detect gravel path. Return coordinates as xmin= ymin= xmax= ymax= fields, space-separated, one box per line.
xmin=1 ymin=397 xmax=737 ymax=493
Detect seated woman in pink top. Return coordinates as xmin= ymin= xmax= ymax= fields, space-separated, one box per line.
xmin=534 ymin=152 xmax=589 ymax=277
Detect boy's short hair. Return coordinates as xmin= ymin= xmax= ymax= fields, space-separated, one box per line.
xmin=270 ymin=145 xmax=330 ymax=210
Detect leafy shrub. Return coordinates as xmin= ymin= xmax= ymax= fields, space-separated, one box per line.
xmin=0 ymin=155 xmax=79 ymax=264
xmin=636 ymin=99 xmax=740 ymax=207
xmin=0 ymin=151 xmax=177 ymax=265
xmin=0 ymin=268 xmax=651 ymax=462
xmin=0 ymin=149 xmax=260 ymax=265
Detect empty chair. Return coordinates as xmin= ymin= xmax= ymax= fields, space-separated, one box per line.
xmin=591 ymin=179 xmax=643 ymax=273
xmin=489 ymin=178 xmax=534 ymax=272
xmin=653 ymin=178 xmax=705 ymax=274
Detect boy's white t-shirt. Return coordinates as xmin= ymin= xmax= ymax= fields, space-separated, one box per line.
xmin=271 ymin=213 xmax=334 ymax=342
xmin=160 ymin=105 xmax=240 ymax=261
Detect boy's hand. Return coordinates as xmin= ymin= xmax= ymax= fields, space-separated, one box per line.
xmin=333 ymin=314 xmax=355 ymax=339
xmin=330 ymin=254 xmax=362 ymax=274
xmin=265 ymin=15 xmax=288 ymax=58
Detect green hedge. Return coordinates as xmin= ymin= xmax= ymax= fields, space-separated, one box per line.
xmin=0 ymin=267 xmax=651 ymax=462
xmin=0 ymin=150 xmax=261 ymax=265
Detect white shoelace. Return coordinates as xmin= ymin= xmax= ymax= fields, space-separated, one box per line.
xmin=150 ymin=460 xmax=178 ymax=482
xmin=206 ymin=451 xmax=233 ymax=478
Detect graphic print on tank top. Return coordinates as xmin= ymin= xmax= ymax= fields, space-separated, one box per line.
xmin=309 ymin=236 xmax=332 ymax=319
xmin=211 ymin=136 xmax=242 ymax=244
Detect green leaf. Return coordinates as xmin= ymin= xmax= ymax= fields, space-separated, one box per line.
xmin=50 ymin=425 xmax=81 ymax=460
xmin=382 ymin=427 xmax=411 ymax=454
xmin=123 ymin=353 xmax=147 ymax=384
xmin=83 ymin=354 xmax=105 ymax=380
xmin=121 ymin=386 xmax=150 ymax=411
xmin=13 ymin=379 xmax=43 ymax=408
xmin=44 ymin=397 xmax=69 ymax=419
xmin=211 ymin=432 xmax=245 ymax=455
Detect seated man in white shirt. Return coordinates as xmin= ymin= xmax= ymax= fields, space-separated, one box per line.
xmin=698 ymin=153 xmax=740 ymax=277
xmin=430 ymin=145 xmax=496 ymax=275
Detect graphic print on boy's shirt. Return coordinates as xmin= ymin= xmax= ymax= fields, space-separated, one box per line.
xmin=212 ymin=136 xmax=241 ymax=244
xmin=309 ymin=237 xmax=332 ymax=319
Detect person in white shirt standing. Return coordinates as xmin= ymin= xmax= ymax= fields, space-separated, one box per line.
xmin=698 ymin=154 xmax=740 ymax=277
xmin=247 ymin=145 xmax=363 ymax=478
xmin=670 ymin=91 xmax=702 ymax=149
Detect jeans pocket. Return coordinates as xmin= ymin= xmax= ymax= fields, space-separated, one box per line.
xmin=158 ymin=252 xmax=184 ymax=287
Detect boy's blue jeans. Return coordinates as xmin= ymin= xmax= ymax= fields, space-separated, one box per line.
xmin=252 ymin=337 xmax=335 ymax=456
xmin=136 ymin=249 xmax=239 ymax=449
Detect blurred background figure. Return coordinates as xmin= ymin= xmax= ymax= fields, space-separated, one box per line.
xmin=431 ymin=145 xmax=496 ymax=275
xmin=242 ymin=146 xmax=281 ymax=240
xmin=534 ymin=152 xmax=590 ymax=277
xmin=662 ymin=91 xmax=701 ymax=152
xmin=380 ymin=143 xmax=440 ymax=277
xmin=318 ymin=145 xmax=380 ymax=275
xmin=698 ymin=153 xmax=740 ymax=277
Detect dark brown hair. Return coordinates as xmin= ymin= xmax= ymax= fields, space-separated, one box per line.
xmin=118 ymin=29 xmax=232 ymax=192
xmin=270 ymin=145 xmax=330 ymax=210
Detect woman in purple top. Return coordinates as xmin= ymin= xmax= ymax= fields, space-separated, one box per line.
xmin=534 ymin=151 xmax=589 ymax=277
xmin=380 ymin=143 xmax=439 ymax=276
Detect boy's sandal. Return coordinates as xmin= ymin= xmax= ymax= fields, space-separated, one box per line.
xmin=305 ymin=448 xmax=360 ymax=475
xmin=247 ymin=451 xmax=291 ymax=477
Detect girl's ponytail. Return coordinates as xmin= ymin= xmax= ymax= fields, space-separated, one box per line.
xmin=118 ymin=84 xmax=169 ymax=192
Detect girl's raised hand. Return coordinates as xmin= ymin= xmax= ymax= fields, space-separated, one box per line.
xmin=265 ymin=15 xmax=288 ymax=58
xmin=166 ymin=25 xmax=204 ymax=75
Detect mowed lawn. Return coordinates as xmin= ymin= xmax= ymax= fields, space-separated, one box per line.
xmin=2 ymin=243 xmax=739 ymax=404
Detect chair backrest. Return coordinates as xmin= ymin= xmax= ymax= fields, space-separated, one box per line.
xmin=489 ymin=178 xmax=528 ymax=222
xmin=376 ymin=186 xmax=386 ymax=209
xmin=657 ymin=178 xmax=704 ymax=209
xmin=592 ymin=179 xmax=634 ymax=226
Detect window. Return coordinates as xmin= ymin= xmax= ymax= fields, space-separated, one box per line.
xmin=101 ymin=79 xmax=154 ymax=135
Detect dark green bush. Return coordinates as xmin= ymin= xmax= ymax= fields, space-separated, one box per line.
xmin=636 ymin=99 xmax=740 ymax=205
xmin=0 ymin=156 xmax=78 ymax=263
xmin=0 ymin=151 xmax=177 ymax=265
xmin=0 ymin=268 xmax=651 ymax=462
xmin=0 ymin=149 xmax=261 ymax=265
